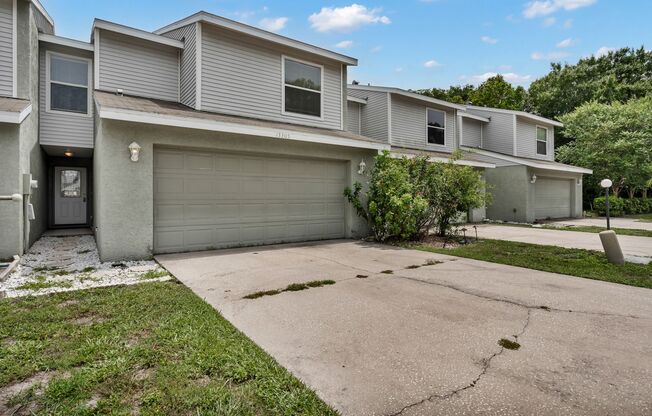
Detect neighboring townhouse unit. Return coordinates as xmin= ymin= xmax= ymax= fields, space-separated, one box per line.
xmin=461 ymin=106 xmax=592 ymax=223
xmin=0 ymin=6 xmax=388 ymax=261
xmin=346 ymin=85 xmax=592 ymax=223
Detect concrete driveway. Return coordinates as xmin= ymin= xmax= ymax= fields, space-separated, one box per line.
xmin=549 ymin=216 xmax=652 ymax=231
xmin=157 ymin=241 xmax=652 ymax=416
xmin=476 ymin=224 xmax=652 ymax=259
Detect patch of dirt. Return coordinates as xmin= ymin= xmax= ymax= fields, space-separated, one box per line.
xmin=0 ymin=371 xmax=56 ymax=414
xmin=420 ymin=235 xmax=470 ymax=249
xmin=133 ymin=368 xmax=153 ymax=382
xmin=57 ymin=299 xmax=79 ymax=309
xmin=86 ymin=394 xmax=102 ymax=408
xmin=72 ymin=315 xmax=106 ymax=325
xmin=1 ymin=337 xmax=17 ymax=347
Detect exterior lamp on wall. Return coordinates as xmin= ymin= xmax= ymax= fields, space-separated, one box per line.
xmin=128 ymin=142 xmax=141 ymax=162
xmin=358 ymin=158 xmax=367 ymax=175
xmin=530 ymin=174 xmax=537 ymax=184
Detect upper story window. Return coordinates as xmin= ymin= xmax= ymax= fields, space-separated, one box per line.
xmin=536 ymin=126 xmax=548 ymax=155
xmin=282 ymin=56 xmax=323 ymax=119
xmin=46 ymin=52 xmax=91 ymax=116
xmin=427 ymin=108 xmax=446 ymax=146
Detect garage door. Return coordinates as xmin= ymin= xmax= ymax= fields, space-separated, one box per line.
xmin=153 ymin=148 xmax=348 ymax=254
xmin=534 ymin=177 xmax=572 ymax=219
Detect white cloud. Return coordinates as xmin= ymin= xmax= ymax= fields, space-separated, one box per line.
xmin=563 ymin=19 xmax=573 ymax=28
xmin=481 ymin=36 xmax=498 ymax=44
xmin=556 ymin=37 xmax=576 ymax=48
xmin=594 ymin=46 xmax=616 ymax=57
xmin=523 ymin=0 xmax=597 ymax=18
xmin=258 ymin=17 xmax=288 ymax=32
xmin=309 ymin=4 xmax=391 ymax=33
xmin=335 ymin=40 xmax=354 ymax=49
xmin=531 ymin=51 xmax=571 ymax=60
xmin=543 ymin=17 xmax=556 ymax=26
xmin=424 ymin=60 xmax=442 ymax=68
xmin=470 ymin=72 xmax=533 ymax=85
xmin=370 ymin=45 xmax=383 ymax=53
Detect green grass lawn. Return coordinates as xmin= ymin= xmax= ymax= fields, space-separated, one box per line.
xmin=540 ymin=224 xmax=652 ymax=238
xmin=635 ymin=214 xmax=652 ymax=222
xmin=414 ymin=239 xmax=652 ymax=289
xmin=0 ymin=281 xmax=336 ymax=416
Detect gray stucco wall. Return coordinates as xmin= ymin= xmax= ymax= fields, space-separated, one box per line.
xmin=0 ymin=123 xmax=21 ymax=259
xmin=93 ymin=119 xmax=375 ymax=261
xmin=484 ymin=165 xmax=530 ymax=223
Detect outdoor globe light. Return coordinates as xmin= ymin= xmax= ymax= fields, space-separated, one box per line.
xmin=128 ymin=142 xmax=141 ymax=162
xmin=600 ymin=178 xmax=613 ymax=188
xmin=600 ymin=178 xmax=613 ymax=230
xmin=530 ymin=174 xmax=537 ymax=184
xmin=358 ymin=158 xmax=367 ymax=175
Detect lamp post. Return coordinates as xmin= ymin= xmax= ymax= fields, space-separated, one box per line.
xmin=600 ymin=179 xmax=613 ymax=230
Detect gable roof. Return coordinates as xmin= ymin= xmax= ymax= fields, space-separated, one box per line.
xmin=466 ymin=105 xmax=563 ymax=127
xmin=390 ymin=147 xmax=496 ymax=169
xmin=154 ymin=11 xmax=357 ymax=66
xmin=348 ymin=84 xmax=466 ymax=111
xmin=94 ymin=91 xmax=387 ymax=151
xmin=91 ymin=19 xmax=185 ymax=49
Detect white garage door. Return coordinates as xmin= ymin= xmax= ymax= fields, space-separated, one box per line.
xmin=534 ymin=177 xmax=572 ymax=219
xmin=153 ymin=148 xmax=348 ymax=254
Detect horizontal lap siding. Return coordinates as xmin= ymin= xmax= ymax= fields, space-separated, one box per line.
xmin=161 ymin=23 xmax=196 ymax=108
xmin=99 ymin=30 xmax=179 ymax=102
xmin=391 ymin=95 xmax=456 ymax=153
xmin=39 ymin=46 xmax=94 ymax=148
xmin=348 ymin=89 xmax=388 ymax=142
xmin=462 ymin=118 xmax=482 ymax=148
xmin=516 ymin=117 xmax=555 ymax=160
xmin=468 ymin=109 xmax=514 ymax=155
xmin=346 ymin=101 xmax=360 ymax=134
xmin=0 ymin=0 xmax=13 ymax=96
xmin=201 ymin=25 xmax=342 ymax=129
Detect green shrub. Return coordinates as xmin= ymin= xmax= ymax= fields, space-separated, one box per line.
xmin=344 ymin=151 xmax=488 ymax=241
xmin=622 ymin=197 xmax=652 ymax=215
xmin=593 ymin=196 xmax=625 ymax=216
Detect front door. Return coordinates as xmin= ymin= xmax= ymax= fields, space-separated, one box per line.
xmin=54 ymin=167 xmax=87 ymax=225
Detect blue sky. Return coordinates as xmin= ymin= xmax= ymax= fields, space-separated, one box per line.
xmin=41 ymin=0 xmax=650 ymax=90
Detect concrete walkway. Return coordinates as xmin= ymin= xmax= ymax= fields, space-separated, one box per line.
xmin=158 ymin=240 xmax=652 ymax=416
xmin=548 ymin=217 xmax=652 ymax=231
xmin=476 ymin=224 xmax=652 ymax=258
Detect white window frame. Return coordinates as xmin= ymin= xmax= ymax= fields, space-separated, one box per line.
xmin=45 ymin=51 xmax=93 ymax=118
xmin=536 ymin=125 xmax=548 ymax=155
xmin=426 ymin=107 xmax=446 ymax=147
xmin=281 ymin=55 xmax=324 ymax=121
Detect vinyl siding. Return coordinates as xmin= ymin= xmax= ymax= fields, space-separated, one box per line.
xmin=39 ymin=45 xmax=94 ymax=148
xmin=467 ymin=108 xmax=514 ymax=155
xmin=390 ymin=95 xmax=456 ymax=153
xmin=98 ymin=30 xmax=179 ymax=102
xmin=0 ymin=0 xmax=13 ymax=96
xmin=200 ymin=24 xmax=343 ymax=130
xmin=348 ymin=89 xmax=388 ymax=142
xmin=461 ymin=118 xmax=483 ymax=148
xmin=516 ymin=116 xmax=555 ymax=161
xmin=161 ymin=23 xmax=196 ymax=108
xmin=346 ymin=101 xmax=361 ymax=134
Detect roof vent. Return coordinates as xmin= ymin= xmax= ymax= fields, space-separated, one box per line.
xmin=352 ymin=80 xmax=359 ymax=85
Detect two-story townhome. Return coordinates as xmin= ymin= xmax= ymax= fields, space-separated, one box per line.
xmin=0 ymin=5 xmax=388 ymax=261
xmin=346 ymin=85 xmax=592 ymax=223
xmin=461 ymin=106 xmax=592 ymax=223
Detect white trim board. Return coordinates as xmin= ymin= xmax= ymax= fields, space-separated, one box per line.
xmin=458 ymin=111 xmax=490 ymax=123
xmin=97 ymin=106 xmax=389 ymax=151
xmin=346 ymin=95 xmax=367 ymax=104
xmin=39 ymin=33 xmax=94 ymax=51
xmin=0 ymin=103 xmax=32 ymax=124
xmin=195 ymin=22 xmax=202 ymax=110
xmin=460 ymin=146 xmax=593 ymax=174
xmin=92 ymin=19 xmax=184 ymax=49
xmin=389 ymin=150 xmax=495 ymax=169
xmin=12 ymin=0 xmax=16 ymax=97
xmin=154 ymin=12 xmax=357 ymax=65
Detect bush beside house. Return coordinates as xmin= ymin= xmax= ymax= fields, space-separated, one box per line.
xmin=594 ymin=196 xmax=652 ymax=216
xmin=344 ymin=151 xmax=488 ymax=241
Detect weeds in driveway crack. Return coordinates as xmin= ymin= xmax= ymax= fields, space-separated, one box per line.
xmin=498 ymin=338 xmax=521 ymax=350
xmin=243 ymin=280 xmax=336 ymax=300
xmin=380 ymin=270 xmax=394 ymax=274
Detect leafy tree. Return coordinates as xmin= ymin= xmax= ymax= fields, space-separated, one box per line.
xmin=415 ymin=75 xmax=527 ymax=110
xmin=557 ymin=97 xmax=652 ymax=202
xmin=529 ymin=47 xmax=652 ymax=120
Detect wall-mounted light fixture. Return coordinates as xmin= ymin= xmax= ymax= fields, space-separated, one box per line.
xmin=129 ymin=142 xmax=141 ymax=162
xmin=577 ymin=178 xmax=581 ymax=185
xmin=358 ymin=158 xmax=367 ymax=175
xmin=64 ymin=150 xmax=74 ymax=157
xmin=530 ymin=174 xmax=537 ymax=184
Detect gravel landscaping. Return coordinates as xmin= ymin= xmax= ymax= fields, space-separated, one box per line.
xmin=0 ymin=235 xmax=171 ymax=298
